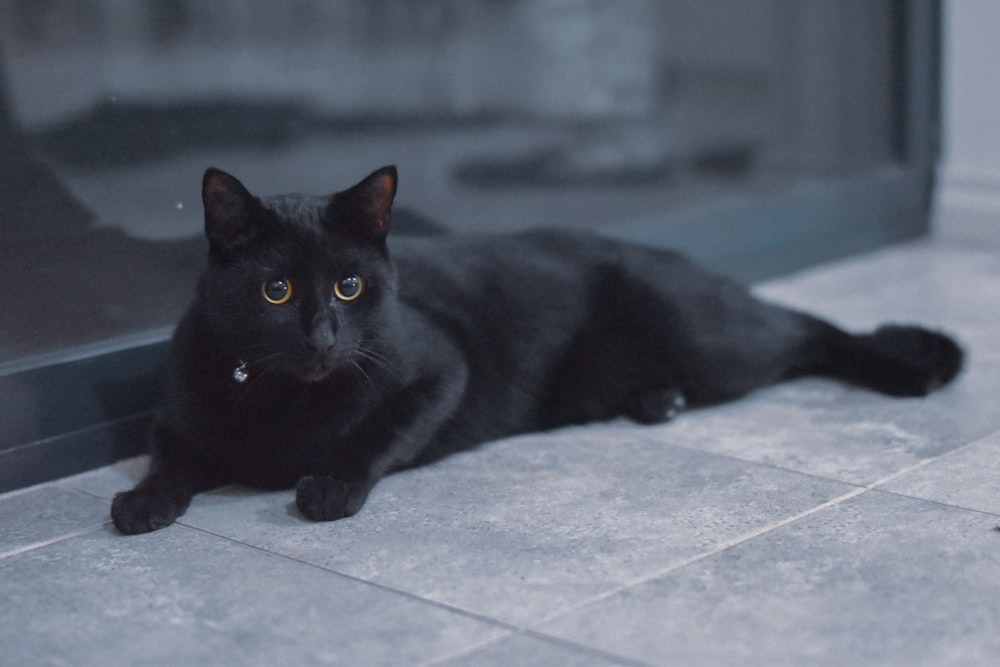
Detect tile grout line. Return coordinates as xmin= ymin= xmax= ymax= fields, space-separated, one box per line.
xmin=176 ymin=523 xmax=650 ymax=667
xmin=417 ymin=629 xmax=653 ymax=667
xmin=417 ymin=451 xmax=953 ymax=666
xmin=533 ymin=447 xmax=970 ymax=628
xmin=864 ymin=429 xmax=1000 ymax=518
xmin=0 ymin=522 xmax=110 ymax=560
xmin=530 ymin=485 xmax=866 ymax=627
xmin=176 ymin=521 xmax=530 ymax=627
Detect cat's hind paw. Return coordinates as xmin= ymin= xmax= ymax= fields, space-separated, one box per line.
xmin=871 ymin=325 xmax=964 ymax=396
xmin=627 ymin=388 xmax=686 ymax=425
xmin=295 ymin=475 xmax=369 ymax=522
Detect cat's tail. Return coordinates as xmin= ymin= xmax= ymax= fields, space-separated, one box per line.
xmin=810 ymin=322 xmax=964 ymax=397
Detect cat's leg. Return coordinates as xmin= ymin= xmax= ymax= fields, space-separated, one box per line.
xmin=111 ymin=427 xmax=221 ymax=534
xmin=295 ymin=365 xmax=467 ymax=522
xmin=611 ymin=248 xmax=962 ymax=401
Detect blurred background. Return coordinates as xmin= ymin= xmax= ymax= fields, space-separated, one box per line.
xmin=1 ymin=0 xmax=978 ymax=489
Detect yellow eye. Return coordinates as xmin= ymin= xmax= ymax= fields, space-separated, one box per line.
xmin=262 ymin=278 xmax=292 ymax=305
xmin=333 ymin=275 xmax=363 ymax=302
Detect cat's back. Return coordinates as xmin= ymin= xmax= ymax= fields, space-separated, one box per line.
xmin=390 ymin=229 xmax=614 ymax=320
xmin=391 ymin=228 xmax=700 ymax=314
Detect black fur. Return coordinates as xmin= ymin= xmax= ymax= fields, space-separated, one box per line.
xmin=111 ymin=166 xmax=964 ymax=534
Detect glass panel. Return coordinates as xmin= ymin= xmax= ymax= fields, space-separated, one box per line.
xmin=0 ymin=0 xmax=904 ymax=368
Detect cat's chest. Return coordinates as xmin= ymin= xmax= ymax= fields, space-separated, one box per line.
xmin=195 ymin=380 xmax=371 ymax=455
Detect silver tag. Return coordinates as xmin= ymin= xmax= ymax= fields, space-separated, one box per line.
xmin=233 ymin=361 xmax=249 ymax=383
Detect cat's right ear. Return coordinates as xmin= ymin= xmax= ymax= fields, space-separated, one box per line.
xmin=202 ymin=168 xmax=264 ymax=254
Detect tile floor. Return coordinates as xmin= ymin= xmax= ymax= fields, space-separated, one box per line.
xmin=2 ymin=237 xmax=1000 ymax=666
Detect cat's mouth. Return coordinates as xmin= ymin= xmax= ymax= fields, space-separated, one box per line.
xmin=299 ymin=359 xmax=335 ymax=383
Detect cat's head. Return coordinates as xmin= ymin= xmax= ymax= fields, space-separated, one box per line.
xmin=199 ymin=166 xmax=399 ymax=384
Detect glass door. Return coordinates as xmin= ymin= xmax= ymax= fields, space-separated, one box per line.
xmin=0 ymin=0 xmax=940 ymax=489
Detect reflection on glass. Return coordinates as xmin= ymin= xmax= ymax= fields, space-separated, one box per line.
xmin=0 ymin=0 xmax=898 ymax=366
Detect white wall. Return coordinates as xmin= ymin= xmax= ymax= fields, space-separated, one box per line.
xmin=936 ymin=0 xmax=1000 ymax=241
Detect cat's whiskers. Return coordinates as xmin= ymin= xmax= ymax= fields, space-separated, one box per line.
xmin=354 ymin=347 xmax=390 ymax=370
xmin=346 ymin=347 xmax=377 ymax=389
xmin=349 ymin=357 xmax=376 ymax=391
xmin=243 ymin=350 xmax=287 ymax=383
xmin=348 ymin=346 xmax=397 ymax=391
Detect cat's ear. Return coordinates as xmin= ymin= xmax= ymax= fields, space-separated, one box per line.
xmin=202 ymin=168 xmax=266 ymax=253
xmin=327 ymin=166 xmax=397 ymax=241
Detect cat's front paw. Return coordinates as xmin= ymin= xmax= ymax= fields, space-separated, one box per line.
xmin=295 ymin=475 xmax=369 ymax=522
xmin=111 ymin=488 xmax=190 ymax=535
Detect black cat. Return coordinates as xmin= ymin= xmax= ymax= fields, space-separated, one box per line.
xmin=111 ymin=166 xmax=963 ymax=534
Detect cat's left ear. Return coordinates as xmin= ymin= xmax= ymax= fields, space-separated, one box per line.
xmin=327 ymin=166 xmax=397 ymax=241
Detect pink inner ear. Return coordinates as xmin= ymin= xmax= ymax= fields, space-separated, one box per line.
xmin=371 ymin=170 xmax=397 ymax=205
xmin=203 ymin=172 xmax=227 ymax=208
xmin=365 ymin=168 xmax=397 ymax=226
xmin=203 ymin=168 xmax=253 ymax=217
xmin=375 ymin=173 xmax=391 ymax=194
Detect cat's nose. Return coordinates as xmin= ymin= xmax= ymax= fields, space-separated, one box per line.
xmin=307 ymin=323 xmax=336 ymax=352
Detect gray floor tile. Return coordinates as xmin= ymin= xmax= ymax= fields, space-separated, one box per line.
xmin=61 ymin=456 xmax=147 ymax=500
xmin=0 ymin=484 xmax=109 ymax=558
xmin=757 ymin=242 xmax=1000 ymax=366
xmin=0 ymin=523 xmax=504 ymax=666
xmin=537 ymin=490 xmax=1000 ymax=666
xmin=881 ymin=430 xmax=1000 ymax=515
xmin=648 ymin=359 xmax=1000 ymax=485
xmin=164 ymin=430 xmax=855 ymax=627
